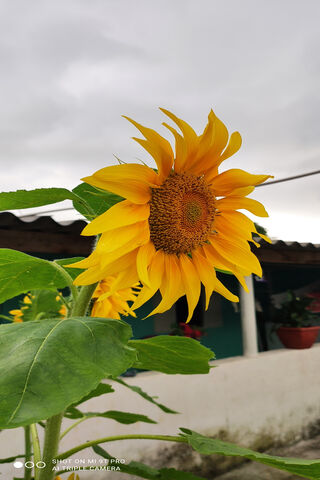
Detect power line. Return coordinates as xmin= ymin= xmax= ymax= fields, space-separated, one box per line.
xmin=256 ymin=169 xmax=320 ymax=187
xmin=14 ymin=168 xmax=320 ymax=218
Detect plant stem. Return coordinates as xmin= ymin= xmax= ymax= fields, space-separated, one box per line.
xmin=57 ymin=434 xmax=187 ymax=460
xmin=52 ymin=261 xmax=79 ymax=303
xmin=38 ymin=414 xmax=63 ymax=480
xmin=70 ymin=283 xmax=97 ymax=317
xmin=24 ymin=426 xmax=32 ymax=480
xmin=59 ymin=416 xmax=89 ymax=440
xmin=30 ymin=423 xmax=41 ymax=480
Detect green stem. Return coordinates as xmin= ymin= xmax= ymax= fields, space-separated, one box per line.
xmin=57 ymin=434 xmax=187 ymax=460
xmin=30 ymin=424 xmax=41 ymax=480
xmin=59 ymin=416 xmax=89 ymax=440
xmin=52 ymin=261 xmax=79 ymax=303
xmin=70 ymin=283 xmax=97 ymax=317
xmin=38 ymin=414 xmax=63 ymax=480
xmin=24 ymin=426 xmax=32 ymax=480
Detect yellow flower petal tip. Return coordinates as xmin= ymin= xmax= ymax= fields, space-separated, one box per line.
xmin=76 ymin=109 xmax=271 ymax=321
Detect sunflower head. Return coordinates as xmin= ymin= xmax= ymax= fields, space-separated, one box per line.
xmin=71 ymin=108 xmax=272 ymax=322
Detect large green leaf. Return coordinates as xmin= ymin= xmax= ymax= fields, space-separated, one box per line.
xmin=182 ymin=429 xmax=320 ymax=480
xmin=0 ymin=249 xmax=71 ymax=303
xmin=72 ymin=183 xmax=123 ymax=220
xmin=0 ymin=188 xmax=80 ymax=210
xmin=93 ymin=445 xmax=206 ymax=480
xmin=129 ymin=335 xmax=214 ymax=374
xmin=114 ymin=378 xmax=178 ymax=414
xmin=0 ymin=317 xmax=135 ymax=428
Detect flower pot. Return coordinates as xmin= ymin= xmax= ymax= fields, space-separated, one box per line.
xmin=276 ymin=326 xmax=320 ymax=349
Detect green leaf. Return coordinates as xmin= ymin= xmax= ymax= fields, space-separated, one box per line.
xmin=182 ymin=429 xmax=320 ymax=480
xmin=0 ymin=317 xmax=136 ymax=428
xmin=0 ymin=188 xmax=80 ymax=211
xmin=63 ymin=406 xmax=84 ymax=419
xmin=0 ymin=249 xmax=71 ymax=303
xmin=54 ymin=257 xmax=85 ymax=281
xmin=88 ymin=410 xmax=157 ymax=424
xmin=115 ymin=378 xmax=178 ymax=414
xmin=72 ymin=382 xmax=114 ymax=406
xmin=72 ymin=183 xmax=123 ymax=220
xmin=92 ymin=445 xmax=206 ymax=480
xmin=129 ymin=335 xmax=214 ymax=374
xmin=65 ymin=407 xmax=156 ymax=424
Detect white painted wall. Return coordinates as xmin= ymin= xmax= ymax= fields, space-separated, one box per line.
xmin=2 ymin=346 xmax=320 ymax=479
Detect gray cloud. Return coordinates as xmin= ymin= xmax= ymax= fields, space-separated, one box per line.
xmin=0 ymin=0 xmax=319 ymax=241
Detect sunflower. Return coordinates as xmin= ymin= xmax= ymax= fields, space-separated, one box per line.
xmin=91 ymin=277 xmax=139 ymax=319
xmin=71 ymin=109 xmax=272 ymax=321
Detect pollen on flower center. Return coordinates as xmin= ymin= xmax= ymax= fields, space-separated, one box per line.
xmin=149 ymin=172 xmax=216 ymax=255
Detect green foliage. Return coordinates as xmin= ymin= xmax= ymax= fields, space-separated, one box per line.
xmin=66 ymin=408 xmax=157 ymax=424
xmin=182 ymin=429 xmax=320 ymax=480
xmin=0 ymin=249 xmax=71 ymax=303
xmin=0 ymin=188 xmax=80 ymax=210
xmin=93 ymin=444 xmax=206 ymax=480
xmin=0 ymin=317 xmax=135 ymax=428
xmin=14 ymin=290 xmax=64 ymax=322
xmin=115 ymin=378 xmax=178 ymax=414
xmin=254 ymin=222 xmax=268 ymax=235
xmin=71 ymin=382 xmax=114 ymax=407
xmin=272 ymin=290 xmax=318 ymax=327
xmin=129 ymin=335 xmax=214 ymax=374
xmin=72 ymin=183 xmax=123 ymax=220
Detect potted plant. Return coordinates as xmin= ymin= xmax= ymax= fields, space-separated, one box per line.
xmin=272 ymin=290 xmax=320 ymax=349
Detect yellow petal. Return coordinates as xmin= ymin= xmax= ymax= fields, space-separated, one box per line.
xmin=92 ymin=221 xmax=149 ymax=253
xmin=163 ymin=122 xmax=187 ymax=173
xmin=214 ymin=277 xmax=239 ymax=303
xmin=226 ymin=186 xmax=255 ymax=197
xmin=82 ymin=200 xmax=150 ymax=236
xmin=147 ymin=255 xmax=184 ymax=316
xmin=217 ymin=196 xmax=269 ymax=217
xmin=123 ymin=115 xmax=174 ymax=180
xmin=160 ymin=108 xmax=198 ymax=171
xmin=136 ymin=241 xmax=156 ymax=287
xmin=210 ymin=235 xmax=262 ymax=277
xmin=97 ymin=226 xmax=149 ymax=270
xmin=179 ymin=254 xmax=201 ymax=323
xmin=82 ymin=163 xmax=156 ymax=204
xmin=210 ymin=169 xmax=273 ymax=196
xmin=220 ymin=131 xmax=242 ymax=162
xmin=202 ymin=244 xmax=250 ymax=292
xmin=132 ymin=250 xmax=165 ymax=310
xmin=108 ymin=265 xmax=139 ymax=293
xmin=73 ymin=249 xmax=138 ymax=286
xmin=192 ymin=111 xmax=229 ymax=176
xmin=192 ymin=249 xmax=216 ymax=310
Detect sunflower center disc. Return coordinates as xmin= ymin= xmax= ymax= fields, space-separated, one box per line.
xmin=149 ymin=172 xmax=216 ymax=254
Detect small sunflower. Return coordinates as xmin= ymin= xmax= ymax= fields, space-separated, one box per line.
xmin=91 ymin=277 xmax=139 ymax=319
xmin=72 ymin=109 xmax=272 ymax=321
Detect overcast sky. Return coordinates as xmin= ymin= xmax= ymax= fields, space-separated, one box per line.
xmin=0 ymin=0 xmax=319 ymax=242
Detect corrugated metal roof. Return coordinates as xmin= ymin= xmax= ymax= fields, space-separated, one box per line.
xmin=1 ymin=212 xmax=319 ymax=253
